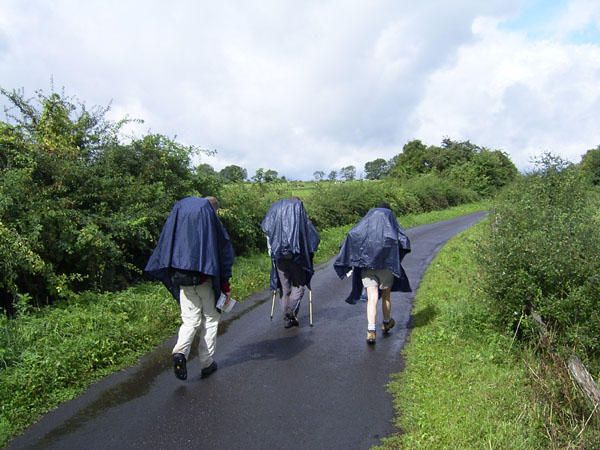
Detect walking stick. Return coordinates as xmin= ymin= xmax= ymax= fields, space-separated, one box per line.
xmin=270 ymin=290 xmax=276 ymax=320
xmin=309 ymin=289 xmax=313 ymax=327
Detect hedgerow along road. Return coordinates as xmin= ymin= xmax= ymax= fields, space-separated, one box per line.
xmin=8 ymin=212 xmax=486 ymax=450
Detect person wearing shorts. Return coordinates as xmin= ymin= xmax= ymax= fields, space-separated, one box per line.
xmin=361 ymin=268 xmax=395 ymax=343
xmin=334 ymin=203 xmax=411 ymax=344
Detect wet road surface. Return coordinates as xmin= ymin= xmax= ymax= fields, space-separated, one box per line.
xmin=8 ymin=212 xmax=486 ymax=450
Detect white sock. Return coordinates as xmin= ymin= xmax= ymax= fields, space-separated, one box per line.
xmin=368 ymin=324 xmax=376 ymax=331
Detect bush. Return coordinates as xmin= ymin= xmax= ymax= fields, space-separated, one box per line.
xmin=307 ymin=181 xmax=386 ymax=228
xmin=301 ymin=176 xmax=478 ymax=229
xmin=218 ymin=183 xmax=280 ymax=254
xmin=0 ymin=88 xmax=203 ymax=309
xmin=479 ymin=155 xmax=600 ymax=366
xmin=402 ymin=174 xmax=479 ymax=210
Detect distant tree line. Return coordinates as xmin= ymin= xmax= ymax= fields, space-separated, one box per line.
xmin=312 ymin=138 xmax=519 ymax=193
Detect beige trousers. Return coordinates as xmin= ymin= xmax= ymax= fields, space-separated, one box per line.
xmin=172 ymin=282 xmax=220 ymax=369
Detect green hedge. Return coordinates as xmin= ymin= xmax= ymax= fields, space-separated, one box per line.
xmin=479 ymin=156 xmax=600 ymax=369
xmin=304 ymin=175 xmax=479 ymax=229
xmin=217 ymin=176 xmax=480 ymax=253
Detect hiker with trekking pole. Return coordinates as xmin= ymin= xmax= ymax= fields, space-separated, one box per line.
xmin=261 ymin=197 xmax=320 ymax=328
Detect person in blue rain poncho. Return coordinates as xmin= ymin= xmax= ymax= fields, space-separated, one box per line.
xmin=261 ymin=197 xmax=320 ymax=328
xmin=144 ymin=196 xmax=234 ymax=380
xmin=334 ymin=203 xmax=411 ymax=344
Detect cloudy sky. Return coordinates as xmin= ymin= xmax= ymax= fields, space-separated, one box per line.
xmin=1 ymin=0 xmax=600 ymax=180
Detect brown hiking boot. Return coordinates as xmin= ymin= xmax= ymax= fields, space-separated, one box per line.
xmin=382 ymin=318 xmax=396 ymax=334
xmin=366 ymin=330 xmax=376 ymax=345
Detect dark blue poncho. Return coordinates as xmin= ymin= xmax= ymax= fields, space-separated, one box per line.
xmin=334 ymin=207 xmax=411 ymax=303
xmin=261 ymin=198 xmax=320 ymax=292
xmin=144 ymin=197 xmax=235 ymax=303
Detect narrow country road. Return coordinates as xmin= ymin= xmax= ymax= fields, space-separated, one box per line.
xmin=8 ymin=212 xmax=486 ymax=450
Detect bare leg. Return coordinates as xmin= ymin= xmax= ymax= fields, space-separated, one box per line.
xmin=366 ymin=286 xmax=379 ymax=326
xmin=381 ymin=288 xmax=391 ymax=322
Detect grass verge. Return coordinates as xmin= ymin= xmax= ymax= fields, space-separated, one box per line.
xmin=377 ymin=221 xmax=546 ymax=449
xmin=0 ymin=201 xmax=488 ymax=447
xmin=0 ymin=284 xmax=180 ymax=447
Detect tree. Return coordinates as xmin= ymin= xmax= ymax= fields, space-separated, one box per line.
xmin=220 ymin=165 xmax=247 ymax=183
xmin=388 ymin=140 xmax=429 ymax=177
xmin=340 ymin=165 xmax=356 ymax=181
xmin=263 ymin=169 xmax=279 ymax=182
xmin=327 ymin=170 xmax=337 ymax=181
xmin=389 ymin=138 xmax=517 ymax=192
xmin=429 ymin=139 xmax=478 ymax=173
xmin=580 ymin=146 xmax=600 ymax=185
xmin=252 ymin=168 xmax=279 ymax=183
xmin=193 ymin=163 xmax=222 ymax=196
xmin=313 ymin=170 xmax=325 ymax=181
xmin=364 ymin=158 xmax=389 ymax=180
xmin=252 ymin=168 xmax=265 ymax=183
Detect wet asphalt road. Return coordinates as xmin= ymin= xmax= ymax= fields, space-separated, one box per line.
xmin=8 ymin=212 xmax=486 ymax=450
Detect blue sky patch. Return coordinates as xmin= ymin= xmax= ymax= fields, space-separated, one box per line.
xmin=501 ymin=0 xmax=567 ymax=33
xmin=501 ymin=0 xmax=600 ymax=44
xmin=566 ymin=23 xmax=600 ymax=44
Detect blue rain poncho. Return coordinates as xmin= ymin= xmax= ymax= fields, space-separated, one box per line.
xmin=334 ymin=207 xmax=411 ymax=303
xmin=144 ymin=197 xmax=235 ymax=303
xmin=261 ymin=198 xmax=320 ymax=292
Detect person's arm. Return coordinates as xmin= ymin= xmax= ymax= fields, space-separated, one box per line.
xmin=220 ymin=279 xmax=231 ymax=294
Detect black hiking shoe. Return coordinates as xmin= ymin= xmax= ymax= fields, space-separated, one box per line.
xmin=173 ymin=353 xmax=187 ymax=380
xmin=382 ymin=318 xmax=396 ymax=334
xmin=201 ymin=361 xmax=218 ymax=378
xmin=284 ymin=314 xmax=299 ymax=328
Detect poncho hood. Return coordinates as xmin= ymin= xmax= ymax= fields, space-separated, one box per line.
xmin=144 ymin=197 xmax=235 ymax=302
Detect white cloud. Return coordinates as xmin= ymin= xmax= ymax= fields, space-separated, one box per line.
xmin=2 ymin=0 xmax=599 ymax=178
xmin=411 ymin=15 xmax=600 ymax=170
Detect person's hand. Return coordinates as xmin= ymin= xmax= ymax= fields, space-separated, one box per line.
xmin=222 ymin=291 xmax=232 ymax=309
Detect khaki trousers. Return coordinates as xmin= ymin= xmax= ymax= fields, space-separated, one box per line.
xmin=172 ymin=282 xmax=220 ymax=369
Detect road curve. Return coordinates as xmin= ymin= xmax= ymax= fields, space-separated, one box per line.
xmin=8 ymin=212 xmax=486 ymax=450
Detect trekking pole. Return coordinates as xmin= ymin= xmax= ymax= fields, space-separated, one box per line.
xmin=309 ymin=289 xmax=313 ymax=327
xmin=270 ymin=290 xmax=276 ymax=320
